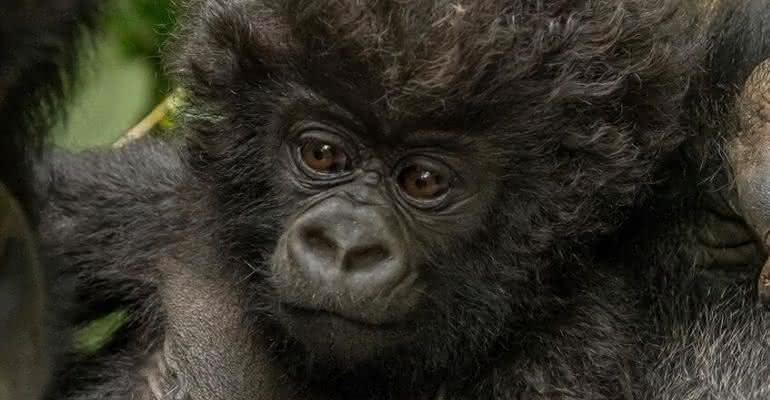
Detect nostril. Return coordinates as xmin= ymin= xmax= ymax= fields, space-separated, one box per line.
xmin=301 ymin=226 xmax=338 ymax=260
xmin=343 ymin=244 xmax=392 ymax=272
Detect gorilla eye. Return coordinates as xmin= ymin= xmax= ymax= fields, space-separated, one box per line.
xmin=398 ymin=165 xmax=450 ymax=202
xmin=299 ymin=140 xmax=350 ymax=175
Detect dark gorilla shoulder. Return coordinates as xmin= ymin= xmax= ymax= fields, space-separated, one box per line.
xmin=41 ymin=139 xmax=188 ymax=319
xmin=44 ymin=138 xmax=187 ymax=220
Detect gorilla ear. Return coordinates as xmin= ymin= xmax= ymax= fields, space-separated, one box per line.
xmin=166 ymin=0 xmax=293 ymax=96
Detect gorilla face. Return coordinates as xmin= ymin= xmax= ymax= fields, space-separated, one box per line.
xmin=265 ymin=118 xmax=505 ymax=365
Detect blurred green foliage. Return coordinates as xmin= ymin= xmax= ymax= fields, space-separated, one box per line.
xmin=54 ymin=0 xmax=175 ymax=149
xmin=107 ymin=0 xmax=174 ymax=99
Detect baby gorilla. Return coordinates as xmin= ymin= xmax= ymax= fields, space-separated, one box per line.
xmin=39 ymin=0 xmax=770 ymax=399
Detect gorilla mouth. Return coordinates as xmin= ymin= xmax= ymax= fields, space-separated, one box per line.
xmin=275 ymin=302 xmax=413 ymax=362
xmin=278 ymin=303 xmax=402 ymax=330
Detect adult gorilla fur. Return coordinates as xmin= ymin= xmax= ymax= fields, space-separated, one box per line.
xmin=0 ymin=0 xmax=99 ymax=399
xmin=39 ymin=0 xmax=770 ymax=399
xmin=1 ymin=0 xmax=99 ymax=218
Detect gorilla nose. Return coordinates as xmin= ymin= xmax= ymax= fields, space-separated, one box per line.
xmin=288 ymin=198 xmax=408 ymax=293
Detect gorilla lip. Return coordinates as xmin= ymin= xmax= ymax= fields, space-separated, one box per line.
xmin=275 ymin=302 xmax=414 ymax=360
xmin=278 ymin=303 xmax=402 ymax=330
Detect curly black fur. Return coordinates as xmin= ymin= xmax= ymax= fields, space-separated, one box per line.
xmin=172 ymin=0 xmax=699 ymax=245
xmin=37 ymin=0 xmax=770 ymax=399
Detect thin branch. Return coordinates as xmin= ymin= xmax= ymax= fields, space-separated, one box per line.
xmin=113 ymin=94 xmax=175 ymax=148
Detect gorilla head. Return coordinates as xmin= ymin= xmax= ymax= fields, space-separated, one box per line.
xmin=168 ymin=0 xmax=696 ymax=374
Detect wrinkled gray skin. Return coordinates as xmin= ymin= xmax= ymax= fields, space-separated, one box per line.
xmin=731 ymin=59 xmax=770 ymax=298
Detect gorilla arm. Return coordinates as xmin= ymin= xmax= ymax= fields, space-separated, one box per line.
xmin=38 ymin=139 xmax=324 ymax=400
